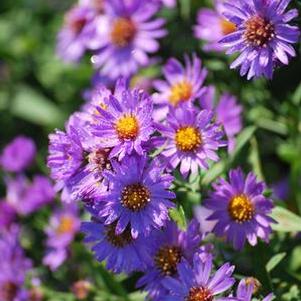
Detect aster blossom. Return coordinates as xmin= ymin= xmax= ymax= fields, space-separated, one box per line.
xmin=90 ymin=0 xmax=167 ymax=79
xmin=153 ymin=54 xmax=207 ymax=121
xmin=97 ymin=155 xmax=175 ymax=239
xmin=161 ymin=253 xmax=236 ymax=301
xmin=220 ymin=0 xmax=300 ymax=79
xmin=205 ymin=168 xmax=275 ymax=250
xmin=157 ymin=106 xmax=226 ymax=177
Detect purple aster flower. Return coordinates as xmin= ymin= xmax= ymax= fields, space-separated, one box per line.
xmin=90 ymin=0 xmax=166 ymax=79
xmin=0 ymin=136 xmax=36 ymax=173
xmin=5 ymin=175 xmax=54 ymax=216
xmin=235 ymin=279 xmax=274 ymax=301
xmin=98 ymin=155 xmax=175 ymax=238
xmin=92 ymin=78 xmax=154 ymax=160
xmin=153 ymin=54 xmax=207 ymax=121
xmin=56 ymin=4 xmax=96 ymax=63
xmin=0 ymin=225 xmax=32 ymax=301
xmin=161 ymin=253 xmax=236 ymax=301
xmin=137 ymin=220 xmax=203 ymax=301
xmin=272 ymin=177 xmax=289 ymax=200
xmin=152 ymin=0 xmax=176 ymax=8
xmin=205 ymin=168 xmax=275 ymax=250
xmin=193 ymin=206 xmax=217 ymax=238
xmin=194 ymin=0 xmax=237 ymax=52
xmin=157 ymin=106 xmax=226 ymax=177
xmin=0 ymin=201 xmax=16 ymax=230
xmin=43 ymin=204 xmax=80 ymax=271
xmin=81 ymin=218 xmax=152 ymax=274
xmin=220 ymin=0 xmax=300 ymax=79
xmin=200 ymin=87 xmax=243 ymax=153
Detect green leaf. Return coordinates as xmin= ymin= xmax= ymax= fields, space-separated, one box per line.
xmin=169 ymin=206 xmax=187 ymax=230
xmin=266 ymin=252 xmax=286 ymax=273
xmin=270 ymin=206 xmax=301 ymax=232
xmin=201 ymin=160 xmax=226 ymax=186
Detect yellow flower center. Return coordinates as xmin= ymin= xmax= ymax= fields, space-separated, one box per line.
xmin=169 ymin=80 xmax=193 ymax=106
xmin=186 ymin=287 xmax=213 ymax=301
xmin=57 ymin=216 xmax=74 ymax=234
xmin=228 ymin=194 xmax=254 ymax=223
xmin=115 ymin=115 xmax=139 ymax=140
xmin=220 ymin=19 xmax=236 ymax=35
xmin=175 ymin=126 xmax=202 ymax=152
xmin=106 ymin=223 xmax=132 ymax=248
xmin=155 ymin=245 xmax=182 ymax=276
xmin=121 ymin=183 xmax=151 ymax=212
xmin=111 ymin=18 xmax=137 ymax=47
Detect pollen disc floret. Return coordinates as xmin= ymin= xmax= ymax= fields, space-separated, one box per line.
xmin=228 ymin=194 xmax=254 ymax=223
xmin=244 ymin=16 xmax=274 ymax=47
xmin=57 ymin=215 xmax=75 ymax=234
xmin=169 ymin=80 xmax=193 ymax=106
xmin=121 ymin=183 xmax=151 ymax=211
xmin=115 ymin=114 xmax=139 ymax=140
xmin=111 ymin=18 xmax=137 ymax=47
xmin=175 ymin=126 xmax=202 ymax=152
xmin=106 ymin=224 xmax=132 ymax=248
xmin=155 ymin=246 xmax=182 ymax=276
xmin=186 ymin=286 xmax=213 ymax=301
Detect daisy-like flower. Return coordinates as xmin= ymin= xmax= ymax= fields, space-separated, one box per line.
xmin=92 ymin=78 xmax=154 ymax=160
xmin=137 ymin=220 xmax=203 ymax=301
xmin=90 ymin=0 xmax=166 ymax=79
xmin=81 ymin=218 xmax=152 ymax=274
xmin=235 ymin=279 xmax=274 ymax=301
xmin=194 ymin=0 xmax=237 ymax=52
xmin=162 ymin=253 xmax=236 ymax=301
xmin=157 ymin=106 xmax=225 ymax=177
xmin=220 ymin=0 xmax=300 ymax=79
xmin=153 ymin=54 xmax=207 ymax=121
xmin=204 ymin=168 xmax=275 ymax=250
xmin=98 ymin=155 xmax=175 ymax=238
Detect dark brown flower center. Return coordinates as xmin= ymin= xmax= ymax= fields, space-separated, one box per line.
xmin=111 ymin=18 xmax=137 ymax=47
xmin=155 ymin=246 xmax=182 ymax=276
xmin=244 ymin=15 xmax=275 ymax=47
xmin=106 ymin=223 xmax=133 ymax=248
xmin=185 ymin=287 xmax=213 ymax=301
xmin=88 ymin=148 xmax=111 ymax=172
xmin=121 ymin=183 xmax=151 ymax=211
xmin=1 ymin=282 xmax=18 ymax=301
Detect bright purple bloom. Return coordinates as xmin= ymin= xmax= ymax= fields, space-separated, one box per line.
xmin=235 ymin=279 xmax=274 ymax=301
xmin=220 ymin=0 xmax=300 ymax=79
xmin=193 ymin=206 xmax=217 ymax=238
xmin=0 ymin=225 xmax=32 ymax=301
xmin=161 ymin=253 xmax=236 ymax=301
xmin=92 ymin=78 xmax=154 ymax=160
xmin=0 ymin=136 xmax=36 ymax=173
xmin=90 ymin=0 xmax=166 ymax=79
xmin=5 ymin=175 xmax=54 ymax=216
xmin=43 ymin=204 xmax=80 ymax=271
xmin=194 ymin=0 xmax=237 ymax=52
xmin=137 ymin=220 xmax=203 ymax=301
xmin=153 ymin=54 xmax=207 ymax=121
xmin=157 ymin=107 xmax=226 ymax=177
xmin=98 ymin=155 xmax=175 ymax=239
xmin=0 ymin=201 xmax=16 ymax=230
xmin=205 ymin=168 xmax=275 ymax=250
xmin=81 ymin=218 xmax=152 ymax=274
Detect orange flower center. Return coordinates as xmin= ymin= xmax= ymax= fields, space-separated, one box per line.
xmin=111 ymin=18 xmax=137 ymax=47
xmin=244 ymin=16 xmax=275 ymax=47
xmin=115 ymin=115 xmax=139 ymax=140
xmin=106 ymin=223 xmax=133 ymax=248
xmin=175 ymin=126 xmax=202 ymax=152
xmin=57 ymin=216 xmax=75 ymax=234
xmin=155 ymin=245 xmax=182 ymax=276
xmin=169 ymin=80 xmax=193 ymax=106
xmin=228 ymin=194 xmax=255 ymax=223
xmin=186 ymin=286 xmax=213 ymax=301
xmin=220 ymin=19 xmax=236 ymax=35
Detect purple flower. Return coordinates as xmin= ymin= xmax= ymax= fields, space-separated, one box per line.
xmin=157 ymin=106 xmax=226 ymax=177
xmin=0 ymin=201 xmax=16 ymax=230
xmin=194 ymin=0 xmax=237 ymax=52
xmin=153 ymin=54 xmax=207 ymax=121
xmin=161 ymin=253 xmax=236 ymax=301
xmin=43 ymin=204 xmax=80 ymax=271
xmin=5 ymin=175 xmax=55 ymax=216
xmin=205 ymin=168 xmax=275 ymax=250
xmin=98 ymin=155 xmax=175 ymax=238
xmin=81 ymin=218 xmax=152 ymax=274
xmin=0 ymin=225 xmax=32 ymax=301
xmin=137 ymin=220 xmax=203 ymax=301
xmin=0 ymin=136 xmax=36 ymax=173
xmin=193 ymin=206 xmax=217 ymax=238
xmin=92 ymin=78 xmax=154 ymax=160
xmin=272 ymin=177 xmax=289 ymax=201
xmin=235 ymin=279 xmax=274 ymax=301
xmin=220 ymin=0 xmax=300 ymax=79
xmin=90 ymin=0 xmax=166 ymax=79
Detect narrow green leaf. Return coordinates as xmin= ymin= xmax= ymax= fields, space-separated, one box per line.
xmin=271 ymin=206 xmax=301 ymax=232
xmin=201 ymin=160 xmax=226 ymax=186
xmin=266 ymin=252 xmax=286 ymax=273
xmin=169 ymin=206 xmax=187 ymax=230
